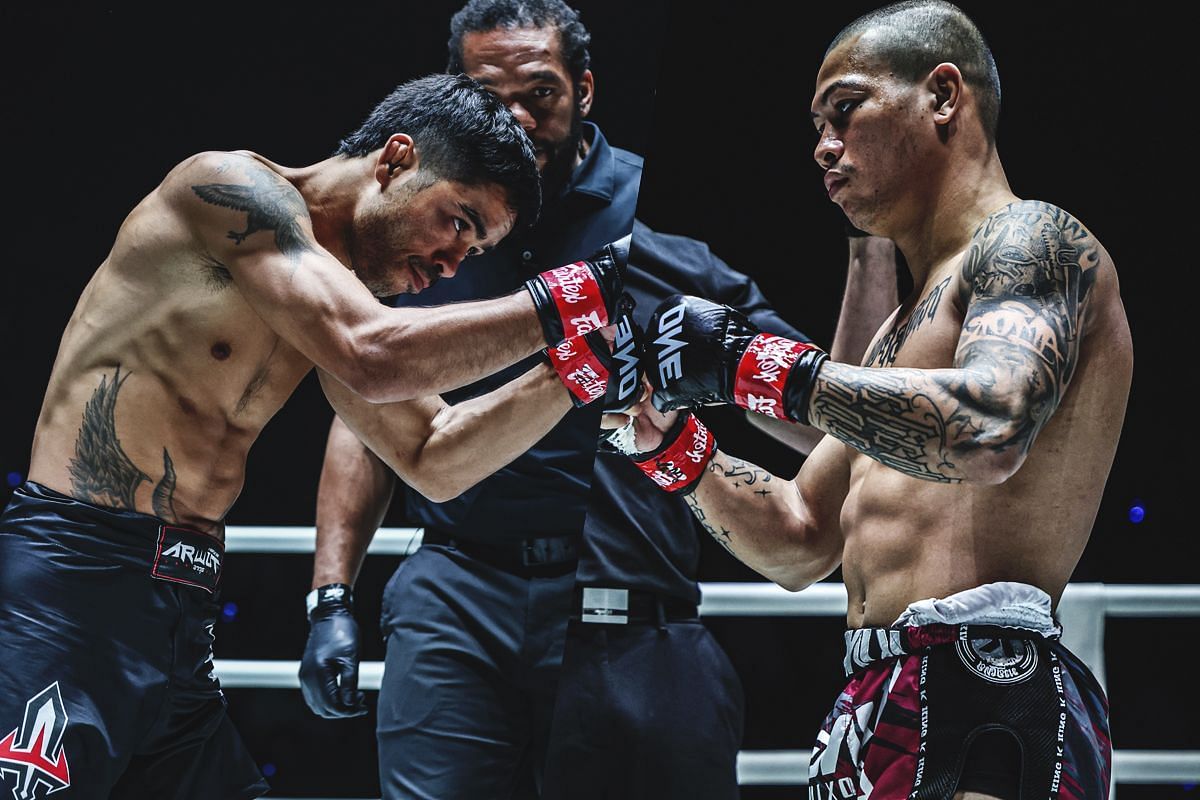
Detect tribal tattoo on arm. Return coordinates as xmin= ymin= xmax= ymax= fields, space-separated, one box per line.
xmin=809 ymin=201 xmax=1098 ymax=482
xmin=68 ymin=366 xmax=179 ymax=520
xmin=191 ymin=164 xmax=316 ymax=264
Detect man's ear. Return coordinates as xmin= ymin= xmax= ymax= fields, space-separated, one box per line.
xmin=576 ymin=69 xmax=595 ymax=118
xmin=927 ymin=62 xmax=963 ymax=130
xmin=375 ymin=133 xmax=418 ymax=188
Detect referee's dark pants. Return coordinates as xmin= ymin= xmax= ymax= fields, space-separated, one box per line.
xmin=376 ymin=531 xmax=576 ymax=800
xmin=542 ymin=588 xmax=745 ymax=800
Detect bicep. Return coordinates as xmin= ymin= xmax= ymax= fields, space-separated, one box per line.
xmin=954 ymin=201 xmax=1100 ymax=437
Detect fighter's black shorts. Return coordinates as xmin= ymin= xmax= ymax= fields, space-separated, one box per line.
xmin=0 ymin=481 xmax=269 ymax=800
xmin=810 ymin=618 xmax=1111 ymax=799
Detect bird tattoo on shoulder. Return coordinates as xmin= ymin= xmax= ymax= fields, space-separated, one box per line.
xmin=192 ymin=166 xmax=314 ymax=261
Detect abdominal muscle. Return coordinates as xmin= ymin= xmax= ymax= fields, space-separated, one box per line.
xmin=838 ymin=455 xmax=1089 ymax=629
xmin=28 ymin=254 xmax=312 ymax=536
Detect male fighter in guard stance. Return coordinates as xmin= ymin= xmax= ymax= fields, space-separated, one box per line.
xmin=0 ymin=72 xmax=630 ymax=800
xmin=610 ymin=3 xmax=1131 ymax=797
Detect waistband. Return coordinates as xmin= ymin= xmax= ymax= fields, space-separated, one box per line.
xmin=421 ymin=526 xmax=578 ymax=576
xmin=843 ymin=622 xmax=1058 ymax=676
xmin=572 ymin=585 xmax=699 ymax=626
xmin=845 ymin=582 xmax=1063 ymax=676
xmin=3 ymin=481 xmax=224 ymax=593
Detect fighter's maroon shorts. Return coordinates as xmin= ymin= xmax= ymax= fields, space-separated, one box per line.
xmin=809 ymin=623 xmax=1111 ymax=799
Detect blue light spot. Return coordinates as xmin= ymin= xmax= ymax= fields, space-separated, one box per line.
xmin=261 ymin=763 xmax=277 ymax=778
xmin=221 ymin=601 xmax=239 ymax=622
xmin=1128 ymin=504 xmax=1145 ymax=524
xmin=6 ymin=472 xmax=22 ymax=488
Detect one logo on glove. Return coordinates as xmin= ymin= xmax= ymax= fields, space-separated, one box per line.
xmin=544 ymin=263 xmax=607 ymax=337
xmin=653 ymin=302 xmax=688 ymax=386
xmin=733 ymin=334 xmax=814 ymax=419
xmin=0 ymin=682 xmax=71 ymax=798
xmin=152 ymin=526 xmax=223 ymax=593
xmin=612 ymin=316 xmax=641 ymax=405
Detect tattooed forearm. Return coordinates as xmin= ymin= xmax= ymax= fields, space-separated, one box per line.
xmin=192 ymin=165 xmax=315 ymax=262
xmin=152 ymin=448 xmax=178 ymax=522
xmin=809 ymin=200 xmax=1098 ymax=482
xmin=69 ymin=366 xmax=150 ymax=508
xmin=811 ymin=363 xmax=964 ymax=482
xmin=717 ymin=456 xmax=774 ymax=488
xmin=684 ymin=491 xmax=736 ymax=555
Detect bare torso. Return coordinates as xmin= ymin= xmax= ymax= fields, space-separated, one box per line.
xmin=28 ymin=153 xmax=314 ymax=535
xmin=837 ymin=204 xmax=1132 ymax=627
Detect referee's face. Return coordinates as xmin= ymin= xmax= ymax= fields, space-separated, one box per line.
xmin=459 ymin=25 xmax=594 ymax=194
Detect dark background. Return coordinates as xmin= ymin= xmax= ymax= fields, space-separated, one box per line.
xmin=1 ymin=2 xmax=1193 ymax=798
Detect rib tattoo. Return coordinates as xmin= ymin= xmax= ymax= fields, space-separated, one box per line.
xmin=69 ymin=367 xmax=179 ymax=520
xmin=810 ymin=200 xmax=1097 ymax=481
xmin=69 ymin=366 xmax=149 ymax=509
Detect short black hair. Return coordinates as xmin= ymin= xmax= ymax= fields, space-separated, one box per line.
xmin=447 ymin=0 xmax=592 ymax=83
xmin=336 ymin=73 xmax=540 ymax=231
xmin=829 ymin=0 xmax=1001 ymax=145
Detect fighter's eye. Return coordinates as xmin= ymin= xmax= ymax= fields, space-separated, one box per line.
xmin=532 ymin=86 xmax=554 ymax=99
xmin=834 ymin=99 xmax=859 ymax=115
xmin=453 ymin=218 xmax=468 ymax=234
xmin=466 ymin=246 xmax=482 ymax=257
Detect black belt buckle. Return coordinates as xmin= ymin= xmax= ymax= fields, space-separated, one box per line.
xmin=521 ymin=535 xmax=577 ymax=567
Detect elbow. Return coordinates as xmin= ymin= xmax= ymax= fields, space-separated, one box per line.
xmin=951 ymin=423 xmax=1032 ymax=484
xmin=761 ymin=529 xmax=840 ymax=592
xmin=402 ymin=465 xmax=465 ymax=504
xmin=409 ymin=480 xmax=462 ymax=505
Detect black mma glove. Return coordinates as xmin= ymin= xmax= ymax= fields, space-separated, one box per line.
xmin=524 ymin=235 xmax=630 ymax=346
xmin=298 ymin=583 xmax=368 ymax=719
xmin=644 ymin=294 xmax=827 ymax=424
xmin=545 ymin=294 xmax=645 ymax=411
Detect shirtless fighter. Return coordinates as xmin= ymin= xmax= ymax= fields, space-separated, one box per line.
xmin=0 ymin=72 xmax=629 ymax=800
xmin=607 ymin=3 xmax=1132 ymax=798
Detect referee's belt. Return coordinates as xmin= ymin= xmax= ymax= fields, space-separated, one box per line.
xmin=573 ymin=586 xmax=700 ymax=625
xmin=421 ymin=527 xmax=578 ymax=574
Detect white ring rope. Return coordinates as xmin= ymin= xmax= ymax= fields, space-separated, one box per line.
xmin=219 ymin=527 xmax=1200 ymax=788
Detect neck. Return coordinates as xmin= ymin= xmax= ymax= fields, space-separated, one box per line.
xmin=273 ymin=154 xmax=362 ymax=268
xmin=890 ymin=150 xmax=1016 ymax=286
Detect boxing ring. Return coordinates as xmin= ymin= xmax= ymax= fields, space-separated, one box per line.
xmin=218 ymin=527 xmax=1200 ymax=796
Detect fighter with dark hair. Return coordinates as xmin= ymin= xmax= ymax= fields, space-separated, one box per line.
xmin=300 ymin=3 xmax=899 ymax=799
xmin=0 ymin=71 xmax=630 ymax=800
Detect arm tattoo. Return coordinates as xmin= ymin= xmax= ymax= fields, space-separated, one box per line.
xmin=955 ymin=201 xmax=1096 ymax=430
xmin=69 ymin=367 xmax=181 ymax=520
xmin=69 ymin=366 xmax=149 ymax=509
xmin=682 ymin=454 xmax=775 ymax=554
xmin=192 ymin=165 xmax=315 ymax=263
xmin=810 ymin=200 xmax=1097 ymax=481
xmin=684 ymin=492 xmax=736 ymax=555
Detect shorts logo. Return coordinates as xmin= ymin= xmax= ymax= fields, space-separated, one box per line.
xmin=152 ymin=526 xmax=223 ymax=593
xmin=956 ymin=637 xmax=1038 ymax=684
xmin=0 ymin=682 xmax=71 ymax=798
